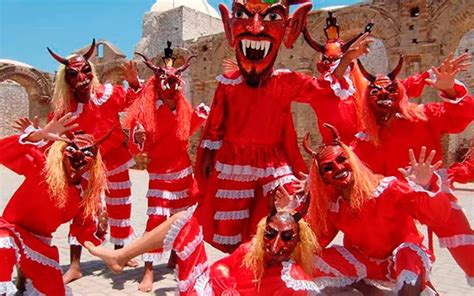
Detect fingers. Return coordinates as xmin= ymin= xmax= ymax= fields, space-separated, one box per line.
xmin=63 ymin=123 xmax=80 ymax=131
xmin=409 ymin=148 xmax=417 ymax=166
xmin=398 ymin=168 xmax=410 ymax=178
xmin=432 ymin=160 xmax=443 ymax=171
xmin=47 ymin=133 xmax=70 ymax=143
xmin=418 ymin=146 xmax=427 ymax=163
xmin=431 ymin=66 xmax=441 ymax=76
xmin=425 ymin=149 xmax=436 ymax=165
xmin=424 ymin=78 xmax=435 ymax=86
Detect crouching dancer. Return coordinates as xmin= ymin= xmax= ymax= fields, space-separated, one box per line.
xmin=0 ymin=114 xmax=108 ymax=296
xmin=85 ymin=194 xmax=322 ymax=295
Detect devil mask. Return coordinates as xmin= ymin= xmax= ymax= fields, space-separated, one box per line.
xmin=304 ymin=124 xmax=353 ymax=189
xmin=304 ymin=12 xmax=374 ymax=73
xmin=220 ymin=0 xmax=311 ymax=85
xmin=357 ymin=56 xmax=404 ymax=125
xmin=48 ymin=39 xmax=96 ymax=102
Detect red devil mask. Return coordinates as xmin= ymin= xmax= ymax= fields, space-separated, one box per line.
xmin=303 ymin=124 xmax=353 ymax=189
xmin=220 ymin=0 xmax=312 ymax=86
xmin=135 ymin=51 xmax=195 ymax=100
xmin=48 ymin=39 xmax=96 ymax=103
xmin=357 ymin=56 xmax=404 ymax=125
xmin=304 ymin=12 xmax=374 ymax=73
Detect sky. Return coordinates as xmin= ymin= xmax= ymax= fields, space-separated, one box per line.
xmin=0 ymin=0 xmax=360 ymax=72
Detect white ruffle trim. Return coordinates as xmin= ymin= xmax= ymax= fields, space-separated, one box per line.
xmin=108 ymin=180 xmax=132 ymax=190
xmin=68 ymin=235 xmax=81 ymax=246
xmin=280 ymin=261 xmax=320 ymax=293
xmin=147 ymin=189 xmax=189 ymax=200
xmin=147 ymin=205 xmax=189 ymax=217
xmin=216 ymin=74 xmax=243 ymax=85
xmin=216 ymin=189 xmax=255 ymax=199
xmin=18 ymin=125 xmax=47 ymax=147
xmin=262 ymin=175 xmax=297 ymax=196
xmin=109 ymin=232 xmax=136 ymax=246
xmin=0 ymin=236 xmax=18 ymax=250
xmin=105 ymin=196 xmax=132 ymax=205
xmin=32 ymin=234 xmax=52 ymax=246
xmin=25 ymin=280 xmax=45 ymax=296
xmin=107 ymin=159 xmax=135 ymax=177
xmin=23 ymin=244 xmax=61 ymax=270
xmin=313 ymin=255 xmax=343 ymax=276
xmin=92 ymin=83 xmax=114 ymax=106
xmin=162 ymin=204 xmax=197 ymax=253
xmin=406 ymin=171 xmax=444 ymax=197
xmin=392 ymin=243 xmax=432 ymax=280
xmin=334 ymin=245 xmax=367 ymax=278
xmin=214 ymin=210 xmax=249 ymax=221
xmin=176 ymin=229 xmax=203 ymax=261
xmin=440 ymin=79 xmax=468 ymax=104
xmin=177 ymin=262 xmax=209 ymax=292
xmin=394 ymin=270 xmax=418 ymax=294
xmin=435 ymin=168 xmax=454 ymax=194
xmin=323 ymin=71 xmax=355 ymax=100
xmin=149 ymin=167 xmax=192 ymax=181
xmin=200 ymin=139 xmax=222 ymax=150
xmin=108 ymin=218 xmax=131 ymax=227
xmin=272 ymin=69 xmax=291 ymax=76
xmin=372 ymin=177 xmax=397 ymax=198
xmin=142 ymin=251 xmax=171 ymax=264
xmin=193 ymin=269 xmax=213 ymax=296
xmin=0 ymin=281 xmax=16 ymax=296
xmin=467 ymin=276 xmax=474 ymax=287
xmin=439 ymin=234 xmax=474 ymax=248
xmin=195 ymin=103 xmax=210 ymax=119
xmin=313 ymin=276 xmax=359 ymax=289
xmin=213 ymin=234 xmax=242 ymax=245
xmin=217 ymin=173 xmax=259 ymax=182
xmin=72 ymin=103 xmax=84 ymax=117
xmin=216 ymin=162 xmax=292 ymax=179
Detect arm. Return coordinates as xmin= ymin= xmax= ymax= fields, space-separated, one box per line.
xmin=189 ymin=103 xmax=210 ymax=136
xmin=0 ymin=134 xmax=44 ymax=176
xmin=401 ymin=70 xmax=431 ymax=99
xmin=71 ymin=206 xmax=103 ymax=247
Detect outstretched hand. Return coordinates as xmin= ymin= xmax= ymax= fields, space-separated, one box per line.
xmin=425 ymin=52 xmax=471 ymax=96
xmin=133 ymin=122 xmax=146 ymax=144
xmin=12 ymin=116 xmax=39 ymax=132
xmin=343 ymin=32 xmax=373 ymax=61
xmin=122 ymin=61 xmax=140 ymax=90
xmin=398 ymin=146 xmax=442 ymax=188
xmin=294 ymin=172 xmax=309 ymax=194
xmin=41 ymin=113 xmax=79 ymax=142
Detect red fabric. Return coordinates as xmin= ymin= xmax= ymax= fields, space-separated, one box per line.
xmin=448 ymin=160 xmax=474 ymax=184
xmin=401 ymin=70 xmax=430 ymax=99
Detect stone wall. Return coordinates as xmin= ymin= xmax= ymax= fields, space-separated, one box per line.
xmin=0 ymin=81 xmax=29 ymax=137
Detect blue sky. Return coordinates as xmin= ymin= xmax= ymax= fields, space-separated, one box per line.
xmin=0 ymin=0 xmax=360 ymax=72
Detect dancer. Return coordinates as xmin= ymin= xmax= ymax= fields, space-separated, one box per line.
xmin=0 ymin=115 xmax=108 ymax=296
xmin=47 ymin=39 xmax=142 ymax=283
xmin=84 ymin=193 xmax=321 ymax=295
xmin=125 ymin=43 xmax=209 ymax=292
xmin=447 ymin=138 xmax=474 ymax=185
xmin=303 ymin=124 xmax=451 ymax=295
xmin=196 ymin=0 xmax=372 ymax=253
xmin=353 ymin=55 xmax=474 ymax=286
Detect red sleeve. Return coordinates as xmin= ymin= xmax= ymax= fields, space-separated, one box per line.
xmin=289 ymin=71 xmax=348 ymax=103
xmin=401 ymin=71 xmax=430 ymax=99
xmin=318 ymin=219 xmax=339 ymax=248
xmin=189 ymin=104 xmax=209 ymax=137
xmin=200 ymin=83 xmax=226 ymax=145
xmin=70 ymin=210 xmax=102 ymax=247
xmin=448 ymin=160 xmax=474 ymax=184
xmin=111 ymin=84 xmax=141 ymax=112
xmin=0 ymin=135 xmax=45 ymax=177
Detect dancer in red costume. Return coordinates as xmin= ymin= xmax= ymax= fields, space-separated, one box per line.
xmin=47 ymin=39 xmax=142 ymax=283
xmin=352 ymin=54 xmax=474 ymax=286
xmin=125 ymin=43 xmax=209 ymax=292
xmin=196 ymin=0 xmax=372 ymax=253
xmin=448 ymin=138 xmax=474 ymax=185
xmin=0 ymin=115 xmax=108 ymax=296
xmin=302 ymin=125 xmax=451 ymax=295
xmin=84 ymin=192 xmax=322 ymax=295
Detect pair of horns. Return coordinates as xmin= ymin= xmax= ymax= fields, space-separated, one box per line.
xmin=357 ymin=55 xmax=404 ymax=83
xmin=47 ymin=39 xmax=96 ymax=66
xmin=135 ymin=52 xmax=196 ymax=76
xmin=268 ymin=186 xmax=310 ymax=223
xmin=303 ymin=123 xmax=341 ymax=157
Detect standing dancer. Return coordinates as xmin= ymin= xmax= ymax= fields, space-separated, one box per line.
xmin=125 ymin=43 xmax=209 ymax=292
xmin=196 ymin=0 xmax=372 ymax=253
xmin=353 ymin=55 xmax=474 ymax=286
xmin=0 ymin=115 xmax=107 ymax=296
xmin=47 ymin=39 xmax=142 ymax=283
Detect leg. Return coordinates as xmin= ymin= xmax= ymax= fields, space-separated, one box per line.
xmin=138 ymin=262 xmax=154 ymax=292
xmin=15 ymin=266 xmax=26 ymax=292
xmin=62 ymin=245 xmax=83 ymax=284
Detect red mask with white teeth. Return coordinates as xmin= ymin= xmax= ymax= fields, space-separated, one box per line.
xmin=48 ymin=39 xmax=96 ymax=103
xmin=357 ymin=57 xmax=404 ymax=125
xmin=220 ymin=0 xmax=312 ymax=86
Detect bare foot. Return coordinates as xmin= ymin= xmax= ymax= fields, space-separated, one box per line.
xmin=84 ymin=241 xmax=126 ymax=274
xmin=62 ymin=267 xmax=83 ymax=284
xmin=126 ymin=258 xmax=139 ymax=268
xmin=138 ymin=263 xmax=154 ymax=292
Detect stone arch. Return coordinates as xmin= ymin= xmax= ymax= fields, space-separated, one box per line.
xmin=0 ymin=62 xmax=52 ymax=122
xmin=0 ymin=81 xmax=29 ymax=137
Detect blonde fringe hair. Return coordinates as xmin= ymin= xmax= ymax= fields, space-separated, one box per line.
xmin=242 ymin=217 xmax=320 ymax=283
xmin=51 ymin=55 xmax=100 ymax=116
xmin=307 ymin=143 xmax=382 ymax=236
xmin=45 ymin=141 xmax=107 ymax=218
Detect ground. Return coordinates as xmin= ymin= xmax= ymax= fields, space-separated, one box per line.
xmin=1 ymin=167 xmax=473 ymax=295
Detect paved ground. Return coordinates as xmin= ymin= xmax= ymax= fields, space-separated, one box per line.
xmin=1 ymin=167 xmax=473 ymax=295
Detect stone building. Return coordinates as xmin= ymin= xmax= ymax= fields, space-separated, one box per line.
xmin=0 ymin=0 xmax=473 ymax=163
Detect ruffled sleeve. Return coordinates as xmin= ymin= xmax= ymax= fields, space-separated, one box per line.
xmin=0 ymin=134 xmax=45 ymax=177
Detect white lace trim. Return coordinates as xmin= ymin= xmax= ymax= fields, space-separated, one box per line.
xmin=195 ymin=103 xmax=210 ymax=119
xmin=435 ymin=168 xmax=454 ymax=194
xmin=467 ymin=276 xmax=474 ymax=287
xmin=280 ymin=261 xmax=320 ymax=293
xmin=216 ymin=162 xmax=292 ymax=179
xmin=313 ymin=255 xmax=343 ymax=276
xmin=177 ymin=262 xmax=210 ymax=292
xmin=149 ymin=167 xmax=193 ymax=181
xmin=323 ymin=70 xmax=355 ymax=100
xmin=373 ymin=177 xmax=397 ymax=198
xmin=272 ymin=69 xmax=291 ymax=76
xmin=109 ymin=232 xmax=136 ymax=246
xmin=25 ymin=280 xmax=45 ymax=296
xmin=354 ymin=131 xmax=369 ymax=142
xmin=313 ymin=276 xmax=359 ymax=289
xmin=394 ymin=270 xmax=418 ymax=294
xmin=440 ymin=79 xmax=468 ymax=104
xmin=91 ymin=83 xmax=114 ymax=106
xmin=142 ymin=251 xmax=171 ymax=264
xmin=0 ymin=236 xmax=19 ymax=260
xmin=18 ymin=125 xmax=48 ymax=147
xmin=105 ymin=196 xmax=132 ymax=205
xmin=68 ymin=235 xmax=80 ymax=246
xmin=214 ymin=209 xmax=249 ymax=221
xmin=200 ymin=139 xmax=222 ymax=150
xmin=334 ymin=245 xmax=367 ymax=278
xmin=176 ymin=228 xmax=203 ymax=261
xmin=147 ymin=189 xmax=189 ymax=200
xmin=33 ymin=233 xmax=52 ymax=246
xmin=392 ymin=243 xmax=431 ymax=280
xmin=216 ymin=74 xmax=243 ymax=85
xmin=108 ymin=218 xmax=131 ymax=227
xmin=147 ymin=205 xmax=189 ymax=217
xmin=262 ymin=175 xmax=297 ymax=196
xmin=217 ymin=173 xmax=260 ymax=182
xmin=162 ymin=204 xmax=197 ymax=252
xmin=329 ymin=196 xmax=343 ymax=213
xmin=71 ymin=103 xmax=84 ymax=117
xmin=406 ymin=171 xmax=443 ymax=197
xmin=0 ymin=281 xmax=16 ymax=295
xmin=23 ymin=244 xmax=61 ymax=270
xmin=108 ymin=180 xmax=132 ymax=190
xmin=216 ymin=189 xmax=254 ymax=199
xmin=213 ymin=234 xmax=242 ymax=245
xmin=193 ymin=269 xmax=212 ymax=296
xmin=107 ymin=159 xmax=135 ymax=176
xmin=439 ymin=234 xmax=474 ymax=248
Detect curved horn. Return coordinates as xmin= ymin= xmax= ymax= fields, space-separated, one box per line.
xmin=387 ymin=55 xmax=404 ymax=80
xmin=267 ymin=186 xmax=279 ymax=219
xmin=323 ymin=123 xmax=342 ymax=145
xmin=303 ymin=27 xmax=325 ymax=53
xmin=341 ymin=21 xmax=374 ymax=53
xmin=293 ymin=192 xmax=310 ymax=222
xmin=83 ymin=39 xmax=96 ymax=60
xmin=356 ymin=59 xmax=376 ymax=83
xmin=135 ymin=52 xmax=163 ymax=73
xmin=47 ymin=47 xmax=68 ymax=65
xmin=302 ymin=133 xmax=317 ymax=157
xmin=175 ymin=55 xmax=196 ymax=76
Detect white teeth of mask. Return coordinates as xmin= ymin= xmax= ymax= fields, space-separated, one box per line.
xmin=241 ymin=39 xmax=271 ymax=58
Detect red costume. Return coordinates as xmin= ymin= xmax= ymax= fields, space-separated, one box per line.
xmin=0 ymin=135 xmax=102 ymax=296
